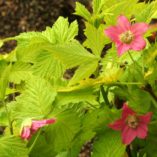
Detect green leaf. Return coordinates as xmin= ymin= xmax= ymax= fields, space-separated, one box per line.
xmin=29 ymin=134 xmax=56 ymax=157
xmin=67 ymin=130 xmax=95 ymax=157
xmin=0 ymin=62 xmax=11 ymax=100
xmin=84 ymin=23 xmax=106 ymax=56
xmin=9 ymin=62 xmax=32 ymax=84
xmin=92 ymin=131 xmax=126 ymax=157
xmin=69 ymin=59 xmax=98 ymax=85
xmin=93 ymin=0 xmax=106 ymax=14
xmin=144 ymin=122 xmax=157 ymax=157
xmin=136 ymin=1 xmax=157 ymax=23
xmin=56 ymin=87 xmax=98 ymax=107
xmin=49 ymin=42 xmax=97 ymax=69
xmin=0 ymin=136 xmax=28 ymax=157
xmin=46 ymin=110 xmax=81 ymax=153
xmin=53 ymin=17 xmax=78 ymax=43
xmin=42 ymin=26 xmax=56 ymax=44
xmin=12 ymin=77 xmax=57 ymax=119
xmin=16 ymin=37 xmax=47 ymax=63
xmin=0 ymin=107 xmax=8 ymax=126
xmin=74 ymin=2 xmax=91 ymax=21
xmin=33 ymin=51 xmax=64 ymax=80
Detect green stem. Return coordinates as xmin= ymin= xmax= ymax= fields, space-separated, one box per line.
xmin=113 ymin=82 xmax=143 ymax=85
xmin=28 ymin=129 xmax=41 ymax=154
xmin=128 ymin=51 xmax=136 ymax=64
xmin=100 ymin=85 xmax=111 ymax=107
xmin=3 ymin=100 xmax=13 ymax=134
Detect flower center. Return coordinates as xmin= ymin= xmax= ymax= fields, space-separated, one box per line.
xmin=126 ymin=115 xmax=139 ymax=129
xmin=120 ymin=31 xmax=134 ymax=44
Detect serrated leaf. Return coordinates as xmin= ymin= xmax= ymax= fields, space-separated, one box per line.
xmin=29 ymin=134 xmax=56 ymax=157
xmin=53 ymin=17 xmax=78 ymax=43
xmin=12 ymin=77 xmax=57 ymax=119
xmin=93 ymin=0 xmax=106 ymax=14
xmin=74 ymin=2 xmax=91 ymax=21
xmin=42 ymin=26 xmax=56 ymax=44
xmin=9 ymin=62 xmax=32 ymax=84
xmin=136 ymin=1 xmax=157 ymax=23
xmin=33 ymin=51 xmax=64 ymax=80
xmin=92 ymin=131 xmax=126 ymax=157
xmin=46 ymin=110 xmax=81 ymax=153
xmin=49 ymin=42 xmax=97 ymax=69
xmin=56 ymin=87 xmax=98 ymax=107
xmin=84 ymin=23 xmax=106 ymax=56
xmin=0 ymin=136 xmax=28 ymax=157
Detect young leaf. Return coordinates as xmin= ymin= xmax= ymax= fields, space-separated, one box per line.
xmin=84 ymin=23 xmax=106 ymax=56
xmin=53 ymin=17 xmax=78 ymax=43
xmin=93 ymin=0 xmax=106 ymax=14
xmin=74 ymin=2 xmax=91 ymax=21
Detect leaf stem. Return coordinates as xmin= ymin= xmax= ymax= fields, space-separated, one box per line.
xmin=100 ymin=85 xmax=111 ymax=107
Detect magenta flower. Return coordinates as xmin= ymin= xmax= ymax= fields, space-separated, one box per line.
xmin=21 ymin=126 xmax=31 ymax=140
xmin=20 ymin=118 xmax=56 ymax=140
xmin=109 ymin=104 xmax=152 ymax=145
xmin=105 ymin=15 xmax=148 ymax=56
xmin=31 ymin=118 xmax=56 ymax=132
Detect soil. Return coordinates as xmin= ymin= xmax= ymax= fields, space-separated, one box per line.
xmin=0 ymin=0 xmax=91 ymax=53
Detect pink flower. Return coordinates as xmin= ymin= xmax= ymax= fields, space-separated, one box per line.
xmin=105 ymin=15 xmax=148 ymax=56
xmin=109 ymin=104 xmax=152 ymax=145
xmin=31 ymin=118 xmax=56 ymax=132
xmin=21 ymin=126 xmax=31 ymax=140
xmin=20 ymin=118 xmax=56 ymax=140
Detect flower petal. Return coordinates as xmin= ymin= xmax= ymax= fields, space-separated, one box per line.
xmin=117 ymin=15 xmax=131 ymax=31
xmin=122 ymin=125 xmax=137 ymax=145
xmin=122 ymin=103 xmax=135 ymax=119
xmin=109 ymin=119 xmax=124 ymax=131
xmin=105 ymin=26 xmax=121 ymax=42
xmin=117 ymin=43 xmax=130 ymax=56
xmin=139 ymin=112 xmax=152 ymax=124
xmin=32 ymin=118 xmax=56 ymax=132
xmin=46 ymin=118 xmax=56 ymax=124
xmin=21 ymin=127 xmax=31 ymax=140
xmin=137 ymin=123 xmax=148 ymax=139
xmin=130 ymin=36 xmax=146 ymax=51
xmin=131 ymin=23 xmax=148 ymax=36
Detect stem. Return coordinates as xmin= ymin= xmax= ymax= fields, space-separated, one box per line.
xmin=113 ymin=82 xmax=143 ymax=85
xmin=3 ymin=100 xmax=13 ymax=134
xmin=100 ymin=85 xmax=111 ymax=107
xmin=28 ymin=129 xmax=41 ymax=154
xmin=128 ymin=51 xmax=136 ymax=64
